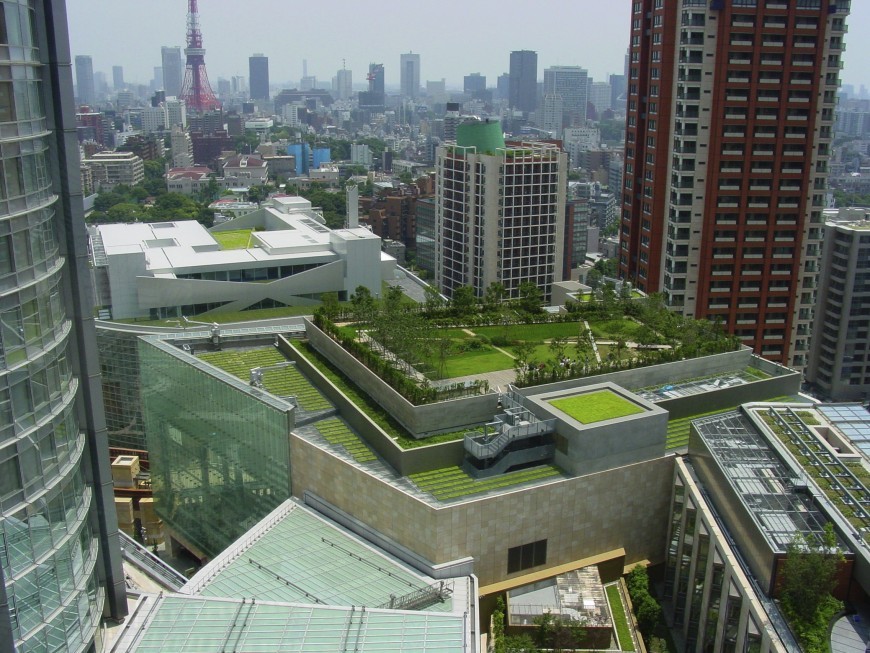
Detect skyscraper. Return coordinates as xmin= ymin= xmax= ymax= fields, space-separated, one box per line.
xmin=543 ymin=65 xmax=589 ymax=126
xmin=74 ymin=54 xmax=94 ymax=105
xmin=161 ymin=45 xmax=183 ymax=97
xmin=400 ymin=52 xmax=420 ymax=99
xmin=334 ymin=67 xmax=352 ymax=101
xmin=619 ymin=0 xmax=848 ymax=368
xmin=249 ymin=53 xmax=269 ymax=100
xmin=0 ymin=1 xmax=128 ymax=651
xmin=464 ymin=73 xmax=487 ymax=98
xmin=509 ymin=50 xmax=537 ymax=113
xmin=112 ymin=65 xmax=124 ymax=90
xmin=435 ymin=120 xmax=566 ymax=301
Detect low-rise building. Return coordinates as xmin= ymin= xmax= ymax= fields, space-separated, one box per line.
xmin=165 ymin=166 xmax=212 ymax=196
xmin=89 ymin=196 xmax=394 ymax=320
xmin=222 ymin=154 xmax=269 ymax=185
xmin=82 ymin=150 xmax=145 ymax=189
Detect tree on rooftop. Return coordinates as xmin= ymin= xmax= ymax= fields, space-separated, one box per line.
xmin=484 ymin=282 xmax=507 ymax=313
xmin=449 ymin=286 xmax=477 ymax=318
xmin=516 ymin=281 xmax=543 ymax=314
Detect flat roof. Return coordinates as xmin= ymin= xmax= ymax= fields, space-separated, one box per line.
xmin=548 ymin=389 xmax=645 ymax=425
xmin=183 ymin=500 xmax=454 ymax=611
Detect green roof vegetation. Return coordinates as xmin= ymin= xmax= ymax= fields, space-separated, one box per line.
xmin=196 ymin=347 xmax=331 ymax=412
xmin=315 ymin=418 xmax=377 ymax=463
xmin=212 ymin=229 xmax=255 ymax=250
xmin=606 ymin=584 xmax=635 ymax=652
xmin=550 ymin=390 xmax=645 ymax=424
xmin=290 ymin=341 xmax=470 ymax=449
xmin=664 ymin=396 xmax=791 ymax=450
xmin=408 ymin=465 xmax=562 ymax=501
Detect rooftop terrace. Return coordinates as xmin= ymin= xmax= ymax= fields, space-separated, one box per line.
xmin=549 ymin=389 xmax=645 ymax=425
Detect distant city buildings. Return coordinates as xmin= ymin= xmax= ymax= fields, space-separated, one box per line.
xmin=112 ymin=64 xmax=124 ymax=89
xmin=543 ymin=65 xmax=588 ymax=127
xmin=334 ymin=67 xmax=353 ymax=101
xmin=400 ymin=52 xmax=421 ymax=99
xmin=509 ymin=50 xmax=537 ymax=114
xmin=75 ymin=54 xmax=95 ymax=105
xmin=249 ymin=53 xmax=269 ymax=100
xmin=161 ymin=45 xmax=183 ymax=97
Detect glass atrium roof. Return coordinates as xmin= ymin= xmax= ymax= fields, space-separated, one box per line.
xmin=121 ymin=595 xmax=467 ymax=653
xmin=183 ymin=500 xmax=453 ymax=612
xmin=819 ymin=404 xmax=870 ymax=456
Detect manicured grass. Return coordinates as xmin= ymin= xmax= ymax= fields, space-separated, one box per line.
xmin=664 ymin=396 xmax=791 ymax=450
xmin=606 ymin=584 xmax=635 ymax=651
xmin=196 ymin=347 xmax=332 ymax=412
xmin=587 ymin=318 xmax=644 ymax=340
xmin=550 ymin=390 xmax=645 ymax=424
xmin=409 ymin=465 xmax=562 ymax=501
xmin=198 ymin=304 xmax=325 ymax=323
xmin=212 ymin=229 xmax=254 ymax=250
xmin=437 ymin=347 xmax=515 ymax=377
xmin=315 ymin=418 xmax=377 ymax=464
xmin=472 ymin=321 xmax=587 ymax=342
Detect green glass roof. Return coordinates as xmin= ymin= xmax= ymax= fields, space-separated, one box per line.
xmin=128 ymin=596 xmax=467 ymax=653
xmin=187 ymin=501 xmax=451 ymax=611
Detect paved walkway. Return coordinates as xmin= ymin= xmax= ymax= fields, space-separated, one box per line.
xmin=832 ymin=612 xmax=870 ymax=653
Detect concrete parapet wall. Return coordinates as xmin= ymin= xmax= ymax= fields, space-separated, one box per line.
xmin=302 ymin=318 xmax=499 ymax=436
xmin=278 ymin=334 xmax=466 ymax=476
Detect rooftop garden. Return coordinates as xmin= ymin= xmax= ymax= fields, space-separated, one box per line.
xmin=212 ymin=229 xmax=255 ymax=250
xmin=314 ymin=418 xmax=377 ymax=464
xmin=549 ymin=391 xmax=645 ymax=425
xmin=408 ymin=464 xmax=562 ymax=501
xmin=664 ymin=396 xmax=790 ymax=450
xmin=313 ymin=283 xmax=741 ymax=403
xmin=605 ymin=584 xmax=635 ymax=652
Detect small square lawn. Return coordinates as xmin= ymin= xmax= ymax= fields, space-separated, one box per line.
xmin=549 ymin=390 xmax=645 ymax=424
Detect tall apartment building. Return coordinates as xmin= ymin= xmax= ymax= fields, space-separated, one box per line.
xmin=74 ymin=54 xmax=95 ymax=106
xmin=400 ymin=52 xmax=420 ymax=99
xmin=1 ymin=1 xmax=127 ymax=650
xmin=161 ymin=46 xmax=183 ymax=97
xmin=249 ymin=53 xmax=269 ymax=100
xmin=435 ymin=120 xmax=566 ymax=301
xmin=509 ymin=50 xmax=538 ymax=114
xmin=543 ymin=66 xmax=589 ymax=126
xmin=618 ymin=0 xmax=849 ymax=367
xmin=806 ymin=208 xmax=870 ymax=401
xmin=334 ymin=67 xmax=352 ymax=101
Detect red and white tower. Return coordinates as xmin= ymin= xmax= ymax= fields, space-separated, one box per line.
xmin=180 ymin=0 xmax=220 ymax=112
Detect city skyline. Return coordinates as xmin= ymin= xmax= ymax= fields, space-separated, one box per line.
xmin=68 ymin=1 xmax=637 ymax=91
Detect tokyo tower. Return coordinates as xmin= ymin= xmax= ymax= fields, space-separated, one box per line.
xmin=180 ymin=0 xmax=220 ymax=112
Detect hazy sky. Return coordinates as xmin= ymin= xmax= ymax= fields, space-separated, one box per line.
xmin=67 ymin=1 xmax=868 ymax=91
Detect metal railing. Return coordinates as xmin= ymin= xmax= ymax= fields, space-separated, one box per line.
xmin=118 ymin=531 xmax=187 ymax=591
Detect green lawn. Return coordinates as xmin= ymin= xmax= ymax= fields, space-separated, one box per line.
xmin=408 ymin=465 xmax=562 ymax=501
xmin=472 ymin=321 xmax=586 ymax=343
xmin=550 ymin=390 xmax=645 ymax=424
xmin=587 ymin=318 xmax=644 ymax=340
xmin=436 ymin=347 xmax=515 ymax=378
xmin=315 ymin=418 xmax=377 ymax=464
xmin=606 ymin=584 xmax=635 ymax=651
xmin=212 ymin=229 xmax=254 ymax=250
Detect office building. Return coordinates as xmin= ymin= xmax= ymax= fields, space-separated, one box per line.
xmin=806 ymin=208 xmax=870 ymax=401
xmin=435 ymin=120 xmax=567 ymax=301
xmin=359 ymin=63 xmax=385 ymax=110
xmin=161 ymin=45 xmax=183 ymax=97
xmin=0 ymin=2 xmax=127 ymax=651
xmin=400 ymin=52 xmax=421 ymax=99
xmin=543 ymin=65 xmax=588 ymax=126
xmin=249 ymin=53 xmax=269 ymax=100
xmin=74 ymin=54 xmax=95 ymax=105
xmin=509 ymin=50 xmax=537 ymax=113
xmin=334 ymin=67 xmax=352 ymax=100
xmin=464 ymin=72 xmax=486 ymax=96
xmin=112 ymin=65 xmax=124 ymax=90
xmin=589 ymin=80 xmax=612 ymax=116
xmin=82 ymin=151 xmax=145 ymax=189
xmin=618 ymin=0 xmax=848 ymax=367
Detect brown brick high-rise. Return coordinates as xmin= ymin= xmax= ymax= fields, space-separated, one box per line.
xmin=619 ymin=0 xmax=849 ymax=368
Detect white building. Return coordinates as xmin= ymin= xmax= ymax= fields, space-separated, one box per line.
xmin=589 ymin=81 xmax=612 ymax=115
xmin=222 ymin=154 xmax=269 ymax=185
xmin=170 ymin=126 xmax=194 ymax=168
xmin=435 ymin=120 xmax=567 ymax=301
xmin=563 ymin=127 xmax=601 ymax=165
xmin=90 ymin=196 xmax=395 ymax=319
xmin=83 ymin=151 xmax=145 ymax=189
xmin=165 ymin=166 xmax=212 ymax=196
xmin=351 ymin=143 xmax=373 ymax=167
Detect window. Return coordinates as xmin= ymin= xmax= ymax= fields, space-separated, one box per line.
xmin=508 ymin=539 xmax=547 ymax=573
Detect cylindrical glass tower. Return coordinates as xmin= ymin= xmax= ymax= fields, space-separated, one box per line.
xmin=0 ymin=1 xmax=126 ymax=651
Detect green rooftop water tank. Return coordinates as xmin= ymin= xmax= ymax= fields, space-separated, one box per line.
xmin=456 ymin=119 xmax=505 ymax=153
